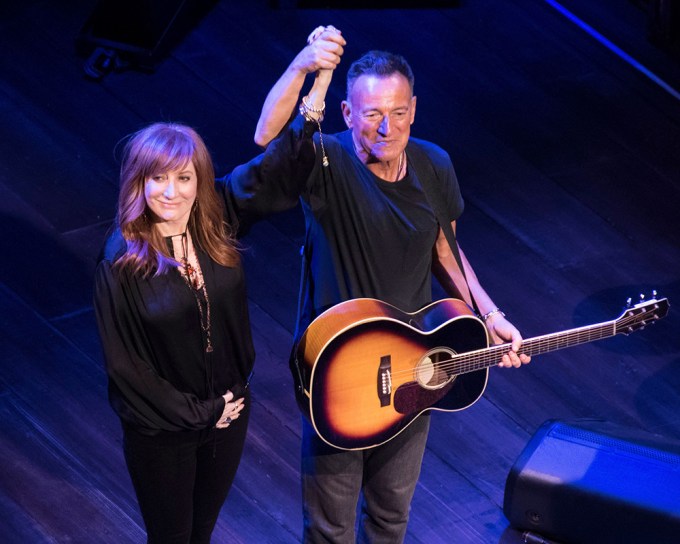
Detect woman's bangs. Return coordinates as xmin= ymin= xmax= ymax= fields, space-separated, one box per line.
xmin=145 ymin=129 xmax=195 ymax=177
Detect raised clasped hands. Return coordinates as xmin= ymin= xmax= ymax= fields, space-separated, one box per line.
xmin=292 ymin=25 xmax=346 ymax=75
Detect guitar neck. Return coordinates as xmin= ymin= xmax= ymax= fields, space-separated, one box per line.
xmin=457 ymin=320 xmax=616 ymax=373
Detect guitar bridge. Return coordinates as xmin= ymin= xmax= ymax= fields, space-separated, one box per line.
xmin=378 ymin=355 xmax=392 ymax=407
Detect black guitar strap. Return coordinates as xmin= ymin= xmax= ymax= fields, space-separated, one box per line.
xmin=290 ymin=231 xmax=312 ymax=401
xmin=406 ymin=142 xmax=480 ymax=316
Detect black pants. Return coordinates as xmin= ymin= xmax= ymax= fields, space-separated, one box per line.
xmin=122 ymin=398 xmax=250 ymax=544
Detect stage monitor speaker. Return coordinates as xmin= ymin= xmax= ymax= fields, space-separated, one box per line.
xmin=504 ymin=419 xmax=680 ymax=544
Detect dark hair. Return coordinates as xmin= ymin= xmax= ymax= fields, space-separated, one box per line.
xmin=346 ymin=50 xmax=415 ymax=99
xmin=116 ymin=122 xmax=239 ymax=276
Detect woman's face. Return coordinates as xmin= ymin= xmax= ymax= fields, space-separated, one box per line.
xmin=144 ymin=161 xmax=198 ymax=236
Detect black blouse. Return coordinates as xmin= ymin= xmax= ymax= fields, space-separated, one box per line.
xmin=94 ymin=117 xmax=313 ymax=433
xmin=94 ymin=232 xmax=253 ymax=433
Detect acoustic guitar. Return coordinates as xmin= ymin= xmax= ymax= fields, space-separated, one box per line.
xmin=293 ymin=294 xmax=669 ymax=450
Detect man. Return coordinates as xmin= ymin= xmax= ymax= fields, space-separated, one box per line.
xmin=250 ymin=26 xmax=530 ymax=543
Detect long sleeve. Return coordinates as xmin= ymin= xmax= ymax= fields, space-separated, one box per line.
xmin=217 ymin=115 xmax=318 ymax=233
xmin=93 ymin=259 xmax=225 ymax=432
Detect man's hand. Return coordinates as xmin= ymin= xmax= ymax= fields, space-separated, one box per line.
xmin=290 ymin=25 xmax=345 ymax=75
xmin=486 ymin=313 xmax=531 ymax=368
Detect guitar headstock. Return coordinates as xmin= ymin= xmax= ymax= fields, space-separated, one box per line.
xmin=615 ymin=292 xmax=670 ymax=335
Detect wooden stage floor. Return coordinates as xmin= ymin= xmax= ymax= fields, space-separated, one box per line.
xmin=1 ymin=0 xmax=679 ymax=542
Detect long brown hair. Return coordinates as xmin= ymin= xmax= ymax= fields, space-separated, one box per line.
xmin=116 ymin=122 xmax=239 ymax=276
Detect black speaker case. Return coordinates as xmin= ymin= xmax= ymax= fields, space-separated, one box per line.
xmin=504 ymin=419 xmax=680 ymax=544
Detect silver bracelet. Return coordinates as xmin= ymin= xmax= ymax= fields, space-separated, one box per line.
xmin=301 ymin=95 xmax=325 ymax=116
xmin=298 ymin=98 xmax=329 ymax=167
xmin=482 ymin=307 xmax=505 ymax=322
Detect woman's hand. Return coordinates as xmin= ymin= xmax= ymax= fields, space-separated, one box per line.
xmin=215 ymin=390 xmax=245 ymax=429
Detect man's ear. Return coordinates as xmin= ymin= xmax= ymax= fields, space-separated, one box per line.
xmin=410 ymin=95 xmax=417 ymax=125
xmin=341 ymin=100 xmax=352 ymax=128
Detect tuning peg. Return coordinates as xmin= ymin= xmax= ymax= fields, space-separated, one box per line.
xmin=639 ymin=293 xmax=645 ymax=302
xmin=652 ymin=290 xmax=658 ymax=298
xmin=626 ymin=297 xmax=632 ymax=308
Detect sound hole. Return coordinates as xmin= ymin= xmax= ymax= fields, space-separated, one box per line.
xmin=416 ymin=348 xmax=456 ymax=390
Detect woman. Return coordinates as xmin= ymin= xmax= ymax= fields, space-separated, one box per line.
xmin=94 ymin=123 xmax=252 ymax=544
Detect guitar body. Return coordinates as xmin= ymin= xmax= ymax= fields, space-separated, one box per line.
xmin=295 ymin=298 xmax=490 ymax=450
xmin=293 ymin=294 xmax=670 ymax=450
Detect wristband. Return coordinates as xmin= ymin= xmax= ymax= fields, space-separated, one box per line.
xmin=482 ymin=308 xmax=505 ymax=322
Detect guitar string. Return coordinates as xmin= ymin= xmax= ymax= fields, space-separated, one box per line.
xmin=380 ymin=312 xmax=654 ymax=382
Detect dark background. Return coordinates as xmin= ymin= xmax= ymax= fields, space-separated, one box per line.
xmin=1 ymin=0 xmax=679 ymax=542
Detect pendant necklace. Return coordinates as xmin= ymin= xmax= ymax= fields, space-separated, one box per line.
xmin=395 ymin=151 xmax=405 ymax=181
xmin=353 ymin=140 xmax=406 ymax=182
xmin=180 ymin=226 xmax=213 ymax=353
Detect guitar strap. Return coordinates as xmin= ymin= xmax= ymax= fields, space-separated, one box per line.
xmin=291 ymin=231 xmax=311 ymax=377
xmin=406 ymin=142 xmax=480 ymax=316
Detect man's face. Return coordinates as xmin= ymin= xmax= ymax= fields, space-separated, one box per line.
xmin=342 ymin=73 xmax=416 ymax=164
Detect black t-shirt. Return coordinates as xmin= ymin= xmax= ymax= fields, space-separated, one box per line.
xmin=219 ymin=113 xmax=464 ymax=336
xmin=297 ymin=126 xmax=464 ymax=332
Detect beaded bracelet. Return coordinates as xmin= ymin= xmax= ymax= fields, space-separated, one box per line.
xmin=301 ymin=95 xmax=325 ymax=117
xmin=482 ymin=308 xmax=505 ymax=322
xmin=299 ymin=96 xmax=329 ymax=167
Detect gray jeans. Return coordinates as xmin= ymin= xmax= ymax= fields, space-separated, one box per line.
xmin=301 ymin=414 xmax=430 ymax=543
